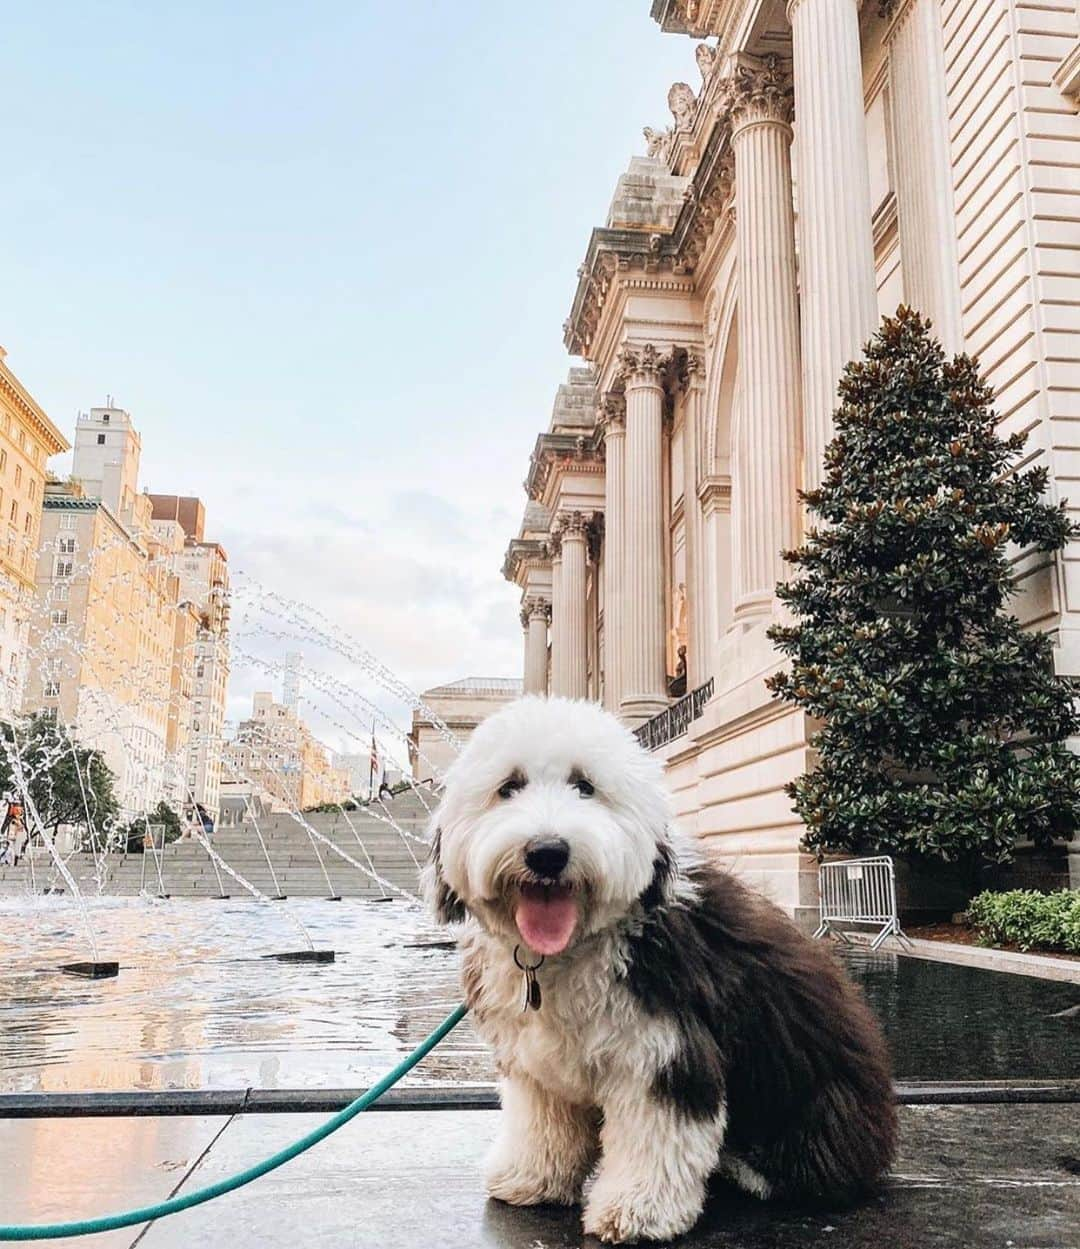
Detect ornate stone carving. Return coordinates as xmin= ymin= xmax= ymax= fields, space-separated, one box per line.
xmin=667 ymin=82 xmax=698 ymax=131
xmin=722 ymin=54 xmax=793 ymax=130
xmin=695 ymin=43 xmax=717 ymax=81
xmin=679 ymin=144 xmax=736 ymax=272
xmin=643 ymin=125 xmax=674 ymax=162
xmin=553 ymin=509 xmax=589 ymax=540
xmin=600 ymin=391 xmax=627 ymax=434
xmin=703 ymin=286 xmax=721 ymax=347
xmin=586 ymin=512 xmax=605 ymax=564
xmin=616 ymin=343 xmax=668 ymax=383
xmin=522 ymin=596 xmax=551 ymax=626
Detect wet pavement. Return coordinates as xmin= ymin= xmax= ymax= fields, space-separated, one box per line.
xmin=2 ymin=1106 xmax=1078 ymax=1248
xmin=2 ymin=898 xmax=1079 ymax=1245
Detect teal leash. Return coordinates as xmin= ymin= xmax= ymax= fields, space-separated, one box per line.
xmin=0 ymin=1003 xmax=468 ymax=1241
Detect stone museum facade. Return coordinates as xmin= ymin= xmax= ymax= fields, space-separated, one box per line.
xmin=503 ymin=0 xmax=1080 ymax=924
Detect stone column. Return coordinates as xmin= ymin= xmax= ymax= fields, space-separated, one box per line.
xmin=885 ymin=0 xmax=964 ymax=353
xmin=681 ymin=353 xmax=707 ymax=686
xmin=787 ymin=0 xmax=879 ymax=488
xmin=522 ymin=597 xmax=550 ymax=696
xmin=619 ymin=345 xmax=669 ymax=724
xmin=601 ymin=394 xmax=626 ymax=713
xmin=727 ymin=56 xmax=803 ymax=622
xmin=557 ymin=512 xmax=589 ymax=700
xmin=549 ymin=540 xmax=566 ymax=696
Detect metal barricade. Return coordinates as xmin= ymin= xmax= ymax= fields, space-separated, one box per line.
xmin=813 ymin=855 xmax=912 ymax=951
xmin=139 ymin=823 xmax=169 ymax=899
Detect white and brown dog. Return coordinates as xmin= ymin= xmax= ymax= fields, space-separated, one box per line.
xmin=424 ymin=696 xmax=895 ymax=1244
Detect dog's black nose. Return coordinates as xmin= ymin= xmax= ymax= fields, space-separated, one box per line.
xmin=524 ymin=836 xmax=570 ymax=879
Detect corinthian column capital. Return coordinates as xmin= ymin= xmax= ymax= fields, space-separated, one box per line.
xmin=682 ymin=349 xmax=707 ymax=389
xmin=616 ymin=343 xmax=669 ymax=387
xmin=553 ymin=509 xmax=589 ymax=541
xmin=599 ymin=391 xmax=627 ymax=436
xmin=522 ymin=595 xmax=551 ymax=624
xmin=722 ymin=54 xmax=794 ymax=133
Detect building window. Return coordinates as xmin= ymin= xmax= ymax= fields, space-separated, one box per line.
xmin=58 ymin=536 xmax=76 ymax=554
xmin=28 ymin=479 xmax=36 ymax=502
xmin=55 ymin=559 xmax=73 ymax=578
xmin=96 ymin=434 xmax=106 ymax=445
xmin=9 ymin=501 xmax=16 ymax=524
xmin=0 ymin=450 xmax=5 ymax=472
xmin=50 ymin=609 xmax=68 ymax=626
xmin=54 ymin=584 xmax=68 ymax=601
xmin=23 ymin=513 xmax=32 ymax=535
xmin=59 ymin=515 xmax=75 ymax=531
xmin=43 ymin=679 xmax=60 ymax=698
xmin=102 ymin=414 xmax=110 ymax=423
xmin=13 ymin=465 xmax=21 ymax=488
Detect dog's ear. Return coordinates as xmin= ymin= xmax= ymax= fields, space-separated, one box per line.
xmin=639 ymin=839 xmax=677 ymax=911
xmin=422 ymin=827 xmax=467 ymax=925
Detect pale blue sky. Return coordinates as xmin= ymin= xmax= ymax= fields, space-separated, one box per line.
xmin=0 ymin=2 xmax=694 ymax=754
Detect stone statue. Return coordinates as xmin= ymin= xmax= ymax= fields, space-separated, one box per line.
xmin=667 ymin=582 xmax=689 ymax=676
xmin=643 ymin=125 xmax=673 ymax=161
xmin=667 ymin=82 xmax=697 ymax=130
xmin=695 ymin=43 xmax=717 ymax=80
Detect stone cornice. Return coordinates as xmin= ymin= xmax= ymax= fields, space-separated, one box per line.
xmin=564 ymin=229 xmax=692 ymax=357
xmin=699 ymin=474 xmax=733 ymax=514
xmin=564 ymin=118 xmax=734 ymax=356
xmin=501 ymin=536 xmax=550 ymax=585
xmin=0 ymin=354 xmax=70 ymax=456
xmin=650 ymin=0 xmax=741 ymax=37
xmin=525 ymin=431 xmax=604 ymax=502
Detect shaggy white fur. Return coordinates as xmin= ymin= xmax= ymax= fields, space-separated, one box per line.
xmin=424 ymin=696 xmax=721 ymax=1242
xmin=423 ymin=694 xmax=896 ymax=1244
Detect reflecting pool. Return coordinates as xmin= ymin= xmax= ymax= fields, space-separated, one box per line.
xmin=1 ymin=898 xmax=1076 ymax=1093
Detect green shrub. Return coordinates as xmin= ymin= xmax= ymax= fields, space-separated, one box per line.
xmin=968 ymin=888 xmax=1080 ymax=954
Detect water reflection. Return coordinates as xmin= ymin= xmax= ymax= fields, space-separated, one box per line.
xmin=845 ymin=946 xmax=1079 ymax=1081
xmin=0 ymin=900 xmax=1076 ymax=1092
xmin=0 ymin=897 xmax=486 ymax=1093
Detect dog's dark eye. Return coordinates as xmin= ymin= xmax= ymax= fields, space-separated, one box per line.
xmin=571 ymin=773 xmax=595 ymax=798
xmin=497 ymin=774 xmax=526 ymax=800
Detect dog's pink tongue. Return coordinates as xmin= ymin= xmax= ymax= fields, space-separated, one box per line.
xmin=515 ymin=886 xmax=577 ymax=956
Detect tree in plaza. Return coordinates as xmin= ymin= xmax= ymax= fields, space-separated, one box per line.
xmin=767 ymin=308 xmax=1080 ymax=866
xmin=0 ymin=714 xmax=119 ymax=844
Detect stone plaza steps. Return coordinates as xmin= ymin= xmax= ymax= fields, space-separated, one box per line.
xmin=0 ymin=796 xmax=436 ymax=899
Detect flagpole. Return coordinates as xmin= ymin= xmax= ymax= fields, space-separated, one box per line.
xmin=368 ymin=717 xmax=376 ymax=802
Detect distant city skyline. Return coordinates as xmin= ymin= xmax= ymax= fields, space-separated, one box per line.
xmin=0 ymin=1 xmax=695 ymax=725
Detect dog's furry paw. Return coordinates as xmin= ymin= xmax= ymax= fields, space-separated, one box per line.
xmin=484 ymin=1159 xmax=581 ymax=1208
xmin=583 ymin=1191 xmax=700 ymax=1244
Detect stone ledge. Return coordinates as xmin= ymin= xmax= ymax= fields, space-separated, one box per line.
xmin=844 ymin=931 xmax=1080 ymax=984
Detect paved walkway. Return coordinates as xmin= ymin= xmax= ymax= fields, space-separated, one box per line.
xmin=3 ymin=1105 xmax=1078 ymax=1248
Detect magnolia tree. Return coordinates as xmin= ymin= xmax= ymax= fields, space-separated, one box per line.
xmin=768 ymin=308 xmax=1080 ymax=866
